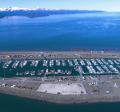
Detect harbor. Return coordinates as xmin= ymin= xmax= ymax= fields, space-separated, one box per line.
xmin=0 ymin=52 xmax=120 ymax=103
xmin=1 ymin=57 xmax=120 ymax=77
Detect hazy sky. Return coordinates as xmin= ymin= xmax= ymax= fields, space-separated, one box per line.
xmin=0 ymin=0 xmax=120 ymax=11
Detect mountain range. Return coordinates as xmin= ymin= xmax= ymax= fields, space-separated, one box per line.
xmin=0 ymin=7 xmax=104 ymax=18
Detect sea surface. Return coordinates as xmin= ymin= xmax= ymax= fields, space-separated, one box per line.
xmin=0 ymin=93 xmax=120 ymax=112
xmin=0 ymin=12 xmax=120 ymax=51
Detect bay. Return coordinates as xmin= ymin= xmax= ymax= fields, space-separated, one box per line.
xmin=0 ymin=13 xmax=120 ymax=51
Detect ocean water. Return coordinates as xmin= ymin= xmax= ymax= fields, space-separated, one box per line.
xmin=0 ymin=93 xmax=120 ymax=112
xmin=0 ymin=12 xmax=120 ymax=51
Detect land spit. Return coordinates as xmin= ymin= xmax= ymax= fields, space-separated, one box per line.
xmin=0 ymin=51 xmax=120 ymax=104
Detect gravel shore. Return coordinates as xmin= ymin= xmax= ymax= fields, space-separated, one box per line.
xmin=1 ymin=87 xmax=120 ymax=104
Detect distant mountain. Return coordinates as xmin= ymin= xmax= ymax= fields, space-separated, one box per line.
xmin=0 ymin=7 xmax=104 ymax=18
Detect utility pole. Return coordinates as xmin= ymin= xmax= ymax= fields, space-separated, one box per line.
xmin=3 ymin=68 xmax=5 ymax=81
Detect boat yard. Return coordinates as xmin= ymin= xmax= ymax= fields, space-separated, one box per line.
xmin=37 ymin=83 xmax=86 ymax=95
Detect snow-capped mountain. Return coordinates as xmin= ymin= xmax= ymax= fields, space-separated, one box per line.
xmin=0 ymin=7 xmax=51 ymax=11
xmin=0 ymin=7 xmax=104 ymax=18
xmin=0 ymin=7 xmax=34 ymax=11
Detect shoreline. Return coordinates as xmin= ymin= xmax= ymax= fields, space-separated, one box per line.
xmin=0 ymin=50 xmax=120 ymax=53
xmin=1 ymin=87 xmax=120 ymax=104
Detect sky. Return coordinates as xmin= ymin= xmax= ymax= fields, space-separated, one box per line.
xmin=0 ymin=0 xmax=120 ymax=11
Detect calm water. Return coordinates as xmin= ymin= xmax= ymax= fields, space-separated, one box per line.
xmin=0 ymin=93 xmax=120 ymax=112
xmin=0 ymin=12 xmax=120 ymax=51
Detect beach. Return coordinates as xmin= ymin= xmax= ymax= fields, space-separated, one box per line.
xmin=1 ymin=84 xmax=120 ymax=104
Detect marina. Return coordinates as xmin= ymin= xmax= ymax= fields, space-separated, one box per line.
xmin=1 ymin=58 xmax=120 ymax=77
xmin=1 ymin=51 xmax=120 ymax=106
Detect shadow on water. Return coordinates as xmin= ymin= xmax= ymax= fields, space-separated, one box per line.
xmin=0 ymin=93 xmax=119 ymax=112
